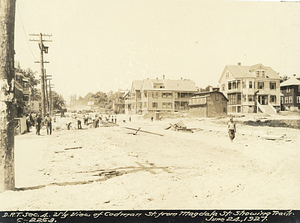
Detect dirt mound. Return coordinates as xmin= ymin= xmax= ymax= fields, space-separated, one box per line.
xmin=243 ymin=119 xmax=300 ymax=129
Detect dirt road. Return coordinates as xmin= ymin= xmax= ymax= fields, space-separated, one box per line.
xmin=0 ymin=115 xmax=299 ymax=210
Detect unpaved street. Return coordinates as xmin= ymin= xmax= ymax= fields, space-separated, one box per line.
xmin=0 ymin=115 xmax=299 ymax=210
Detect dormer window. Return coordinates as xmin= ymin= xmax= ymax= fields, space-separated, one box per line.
xmin=256 ymin=71 xmax=260 ymax=78
xmin=262 ymin=71 xmax=265 ymax=78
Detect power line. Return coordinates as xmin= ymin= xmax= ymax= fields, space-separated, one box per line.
xmin=16 ymin=1 xmax=37 ymax=61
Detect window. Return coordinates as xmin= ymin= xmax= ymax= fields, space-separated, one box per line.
xmin=162 ymin=93 xmax=172 ymax=98
xmin=270 ymin=82 xmax=276 ymax=90
xmin=262 ymin=71 xmax=265 ymax=78
xmin=143 ymin=102 xmax=147 ymax=108
xmin=249 ymin=81 xmax=253 ymax=89
xmin=232 ymin=82 xmax=236 ymax=89
xmin=270 ymin=95 xmax=276 ymax=103
xmin=144 ymin=92 xmax=147 ymax=98
xmin=222 ymin=84 xmax=225 ymax=91
xmin=228 ymin=83 xmax=231 ymax=90
xmin=256 ymin=71 xmax=260 ymax=78
xmin=248 ymin=95 xmax=253 ymax=102
xmin=162 ymin=102 xmax=172 ymax=109
xmin=152 ymin=102 xmax=158 ymax=108
xmin=258 ymin=82 xmax=264 ymax=89
xmin=285 ymin=97 xmax=288 ymax=104
xmin=152 ymin=92 xmax=158 ymax=98
xmin=228 ymin=94 xmax=237 ymax=105
xmin=215 ymin=94 xmax=219 ymax=101
xmin=287 ymin=87 xmax=291 ymax=93
xmin=297 ymin=96 xmax=300 ymax=103
xmin=289 ymin=96 xmax=293 ymax=103
xmin=243 ymin=81 xmax=246 ymax=88
xmin=226 ymin=72 xmax=229 ymax=78
xmin=243 ymin=95 xmax=246 ymax=102
xmin=281 ymin=97 xmax=283 ymax=104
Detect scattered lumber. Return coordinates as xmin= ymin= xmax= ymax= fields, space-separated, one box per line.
xmin=165 ymin=121 xmax=194 ymax=133
xmin=127 ymin=127 xmax=141 ymax=135
xmin=260 ymin=134 xmax=286 ymax=140
xmin=64 ymin=146 xmax=82 ymax=150
xmin=124 ymin=127 xmax=164 ymax=136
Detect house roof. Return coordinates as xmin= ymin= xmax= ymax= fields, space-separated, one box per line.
xmin=280 ymin=76 xmax=300 ymax=87
xmin=141 ymin=78 xmax=197 ymax=92
xmin=256 ymin=89 xmax=269 ymax=95
xmin=192 ymin=91 xmax=228 ymax=100
xmin=220 ymin=63 xmax=280 ymax=83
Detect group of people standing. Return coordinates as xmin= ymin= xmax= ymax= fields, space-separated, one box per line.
xmin=25 ymin=113 xmax=52 ymax=135
xmin=68 ymin=113 xmax=117 ymax=130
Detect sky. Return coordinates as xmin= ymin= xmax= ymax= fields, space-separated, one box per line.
xmin=14 ymin=0 xmax=300 ymax=103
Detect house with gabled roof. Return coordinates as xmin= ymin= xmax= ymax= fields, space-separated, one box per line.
xmin=280 ymin=74 xmax=300 ymax=111
xmin=219 ymin=63 xmax=281 ymax=114
xmin=125 ymin=76 xmax=198 ymax=114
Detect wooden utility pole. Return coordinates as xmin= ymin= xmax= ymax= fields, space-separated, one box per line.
xmin=0 ymin=0 xmax=16 ymax=192
xmin=49 ymin=82 xmax=55 ymax=117
xmin=44 ymin=69 xmax=48 ymax=113
xmin=29 ymin=33 xmax=51 ymax=118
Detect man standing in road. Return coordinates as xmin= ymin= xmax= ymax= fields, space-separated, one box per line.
xmin=45 ymin=113 xmax=52 ymax=135
xmin=36 ymin=114 xmax=42 ymax=135
xmin=228 ymin=118 xmax=236 ymax=143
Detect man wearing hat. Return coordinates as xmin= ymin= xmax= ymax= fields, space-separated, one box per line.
xmin=45 ymin=113 xmax=52 ymax=135
xmin=227 ymin=118 xmax=236 ymax=142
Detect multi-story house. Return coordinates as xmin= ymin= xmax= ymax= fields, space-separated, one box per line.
xmin=125 ymin=76 xmax=197 ymax=114
xmin=219 ymin=63 xmax=281 ymax=114
xmin=280 ymin=75 xmax=300 ymax=111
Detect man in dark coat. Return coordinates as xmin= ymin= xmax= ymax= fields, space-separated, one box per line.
xmin=36 ymin=114 xmax=42 ymax=135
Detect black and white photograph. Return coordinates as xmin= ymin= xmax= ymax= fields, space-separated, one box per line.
xmin=0 ymin=0 xmax=299 ymax=222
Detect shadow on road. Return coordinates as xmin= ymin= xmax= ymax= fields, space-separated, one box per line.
xmin=15 ymin=162 xmax=173 ymax=192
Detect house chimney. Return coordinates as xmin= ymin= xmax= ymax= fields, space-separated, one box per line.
xmin=238 ymin=62 xmax=241 ymax=66
xmin=181 ymin=77 xmax=183 ymax=80
xmin=156 ymin=77 xmax=158 ymax=81
xmin=163 ymin=75 xmax=165 ymax=79
xmin=293 ymin=74 xmax=296 ymax=76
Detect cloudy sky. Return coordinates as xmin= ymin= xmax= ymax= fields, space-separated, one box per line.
xmin=14 ymin=0 xmax=300 ymax=102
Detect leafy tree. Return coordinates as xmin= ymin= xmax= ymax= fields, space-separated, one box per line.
xmin=52 ymin=91 xmax=66 ymax=111
xmin=280 ymin=75 xmax=290 ymax=83
xmin=93 ymin=91 xmax=108 ymax=107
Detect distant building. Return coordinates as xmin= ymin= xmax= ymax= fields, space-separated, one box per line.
xmin=280 ymin=75 xmax=300 ymax=111
xmin=125 ymin=76 xmax=198 ymax=114
xmin=189 ymin=90 xmax=228 ymax=117
xmin=14 ymin=72 xmax=31 ymax=117
xmin=219 ymin=63 xmax=281 ymax=114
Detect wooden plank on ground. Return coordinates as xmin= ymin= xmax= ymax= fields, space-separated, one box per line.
xmin=124 ymin=127 xmax=164 ymax=136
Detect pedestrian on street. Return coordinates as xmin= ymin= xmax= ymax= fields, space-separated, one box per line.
xmin=29 ymin=113 xmax=34 ymax=127
xmin=26 ymin=114 xmax=31 ymax=132
xmin=45 ymin=113 xmax=52 ymax=135
xmin=228 ymin=118 xmax=236 ymax=143
xmin=36 ymin=114 xmax=42 ymax=135
xmin=76 ymin=117 xmax=82 ymax=129
xmin=129 ymin=116 xmax=131 ymax=122
xmin=66 ymin=122 xmax=72 ymax=130
xmin=114 ymin=116 xmax=117 ymax=124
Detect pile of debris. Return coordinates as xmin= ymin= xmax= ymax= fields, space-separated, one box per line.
xmin=165 ymin=121 xmax=194 ymax=133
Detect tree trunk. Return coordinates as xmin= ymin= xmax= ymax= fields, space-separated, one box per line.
xmin=0 ymin=0 xmax=16 ymax=192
